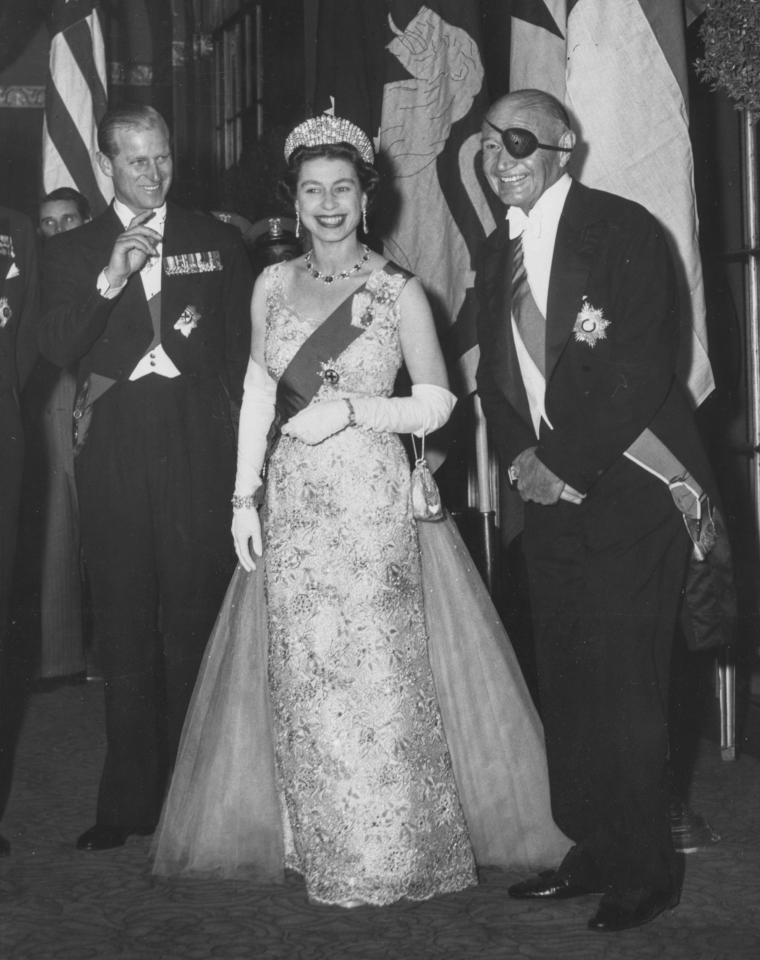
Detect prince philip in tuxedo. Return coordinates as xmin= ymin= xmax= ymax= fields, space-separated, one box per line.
xmin=38 ymin=104 xmax=252 ymax=851
xmin=475 ymin=90 xmax=716 ymax=932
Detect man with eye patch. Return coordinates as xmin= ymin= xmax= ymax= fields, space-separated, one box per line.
xmin=474 ymin=89 xmax=716 ymax=931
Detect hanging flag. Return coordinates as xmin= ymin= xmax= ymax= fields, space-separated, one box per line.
xmin=510 ymin=0 xmax=714 ymax=406
xmin=43 ymin=0 xmax=112 ymax=216
xmin=315 ymin=1 xmax=500 ymax=396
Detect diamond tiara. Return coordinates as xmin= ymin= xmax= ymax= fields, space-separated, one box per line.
xmin=284 ymin=115 xmax=375 ymax=165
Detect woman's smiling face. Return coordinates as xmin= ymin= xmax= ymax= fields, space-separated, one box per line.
xmin=296 ymin=157 xmax=365 ymax=242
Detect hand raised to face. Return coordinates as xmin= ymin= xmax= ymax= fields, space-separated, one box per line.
xmin=104 ymin=210 xmax=162 ymax=288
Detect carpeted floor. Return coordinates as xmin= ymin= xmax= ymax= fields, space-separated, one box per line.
xmin=1 ymin=682 xmax=759 ymax=960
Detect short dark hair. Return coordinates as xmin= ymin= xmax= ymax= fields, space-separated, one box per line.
xmin=97 ymin=103 xmax=170 ymax=158
xmin=279 ymin=142 xmax=380 ymax=209
xmin=39 ymin=187 xmax=91 ymax=221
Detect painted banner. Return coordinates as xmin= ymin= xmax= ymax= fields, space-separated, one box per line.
xmin=315 ymin=1 xmax=500 ymax=396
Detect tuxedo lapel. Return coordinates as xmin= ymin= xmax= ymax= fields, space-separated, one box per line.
xmin=160 ymin=206 xmax=178 ymax=331
xmin=546 ymin=182 xmax=605 ymax=382
xmin=98 ymin=206 xmax=155 ymax=358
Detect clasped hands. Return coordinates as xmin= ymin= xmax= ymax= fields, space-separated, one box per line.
xmin=103 ymin=209 xmax=162 ymax=289
xmin=281 ymin=400 xmax=350 ymax=445
xmin=510 ymin=447 xmax=584 ymax=506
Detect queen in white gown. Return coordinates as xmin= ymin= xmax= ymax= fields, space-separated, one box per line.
xmin=151 ymin=116 xmax=569 ymax=906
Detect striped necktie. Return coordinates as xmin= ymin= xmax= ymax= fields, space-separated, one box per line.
xmin=511 ymin=232 xmax=546 ymax=376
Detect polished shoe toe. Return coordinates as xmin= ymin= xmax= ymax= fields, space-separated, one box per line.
xmin=0 ymin=832 xmax=10 ymax=856
xmin=76 ymin=825 xmax=129 ymax=851
xmin=588 ymin=890 xmax=678 ymax=932
xmin=76 ymin=822 xmax=155 ymax=850
xmin=509 ymin=870 xmax=600 ymax=900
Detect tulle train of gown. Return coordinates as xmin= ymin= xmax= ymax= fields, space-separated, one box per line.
xmin=151 ymin=514 xmax=571 ymax=887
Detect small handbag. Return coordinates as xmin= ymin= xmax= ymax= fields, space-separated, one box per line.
xmin=410 ymin=434 xmax=444 ymax=522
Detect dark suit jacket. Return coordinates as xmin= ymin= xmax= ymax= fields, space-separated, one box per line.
xmin=1 ymin=206 xmax=38 ymax=631
xmin=0 ymin=207 xmax=38 ymax=401
xmin=37 ymin=202 xmax=251 ymax=404
xmin=475 ymin=179 xmax=713 ymax=500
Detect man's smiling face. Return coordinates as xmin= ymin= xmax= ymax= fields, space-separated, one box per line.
xmin=481 ymin=95 xmax=573 ymax=213
xmin=98 ymin=122 xmax=173 ymax=215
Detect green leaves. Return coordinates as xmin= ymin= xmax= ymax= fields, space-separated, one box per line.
xmin=695 ymin=0 xmax=760 ymax=113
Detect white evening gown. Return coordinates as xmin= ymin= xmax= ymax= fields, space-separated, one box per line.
xmin=152 ymin=263 xmax=570 ymax=904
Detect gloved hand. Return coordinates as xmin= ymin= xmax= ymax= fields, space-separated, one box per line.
xmin=281 ymin=383 xmax=457 ymax=445
xmin=281 ymin=399 xmax=350 ymax=445
xmin=232 ymin=358 xmax=276 ymax=571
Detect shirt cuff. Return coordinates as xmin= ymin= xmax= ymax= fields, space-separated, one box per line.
xmin=96 ymin=269 xmax=127 ymax=299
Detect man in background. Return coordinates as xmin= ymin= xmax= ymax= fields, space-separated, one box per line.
xmin=15 ymin=188 xmax=94 ymax=687
xmin=38 ymin=187 xmax=91 ymax=239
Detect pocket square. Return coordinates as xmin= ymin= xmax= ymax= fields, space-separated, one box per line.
xmin=6 ymin=262 xmax=19 ymax=279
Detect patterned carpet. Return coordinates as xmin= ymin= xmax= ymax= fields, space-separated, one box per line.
xmin=1 ymin=682 xmax=759 ymax=960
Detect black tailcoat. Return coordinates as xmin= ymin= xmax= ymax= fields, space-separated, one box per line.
xmin=37 ymin=202 xmax=252 ymax=830
xmin=475 ymin=180 xmax=712 ymax=898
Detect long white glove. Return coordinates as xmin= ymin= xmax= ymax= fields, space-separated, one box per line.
xmin=281 ymin=383 xmax=456 ymax=445
xmin=353 ymin=383 xmax=456 ymax=437
xmin=232 ymin=358 xmax=276 ymax=571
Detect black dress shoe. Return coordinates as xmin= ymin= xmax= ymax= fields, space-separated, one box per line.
xmin=76 ymin=825 xmax=129 ymax=850
xmin=0 ymin=832 xmax=10 ymax=856
xmin=588 ymin=889 xmax=678 ymax=932
xmin=509 ymin=869 xmax=601 ymax=900
xmin=75 ymin=823 xmax=155 ymax=851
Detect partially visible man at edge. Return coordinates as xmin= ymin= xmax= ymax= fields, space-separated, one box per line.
xmin=0 ymin=205 xmax=39 ymax=857
xmin=37 ymin=103 xmax=252 ymax=852
xmin=474 ymin=89 xmax=718 ymax=932
xmin=21 ymin=187 xmax=93 ymax=686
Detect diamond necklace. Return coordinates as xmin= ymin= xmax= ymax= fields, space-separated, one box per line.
xmin=304 ymin=244 xmax=369 ymax=284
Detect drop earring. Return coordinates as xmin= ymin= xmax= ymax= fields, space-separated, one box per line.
xmin=361 ymin=199 xmax=368 ymax=235
xmin=295 ymin=208 xmax=301 ymax=238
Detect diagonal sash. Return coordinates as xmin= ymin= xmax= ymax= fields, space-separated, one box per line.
xmin=275 ymin=262 xmax=409 ymax=421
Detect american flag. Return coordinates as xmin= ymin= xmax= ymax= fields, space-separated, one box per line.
xmin=42 ymin=0 xmax=112 ymax=216
xmin=510 ymin=0 xmax=714 ymax=406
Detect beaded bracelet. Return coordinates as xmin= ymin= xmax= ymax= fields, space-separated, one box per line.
xmin=231 ymin=493 xmax=257 ymax=510
xmin=345 ymin=397 xmax=356 ymax=427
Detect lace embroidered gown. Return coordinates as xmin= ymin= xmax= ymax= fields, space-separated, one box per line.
xmin=151 ymin=262 xmax=570 ymax=899
xmin=263 ymin=264 xmax=476 ymax=905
